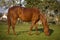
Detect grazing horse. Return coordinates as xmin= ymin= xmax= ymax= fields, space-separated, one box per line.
xmin=7 ymin=6 xmax=50 ymax=36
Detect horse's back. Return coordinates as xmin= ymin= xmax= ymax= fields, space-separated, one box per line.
xmin=8 ymin=6 xmax=40 ymax=22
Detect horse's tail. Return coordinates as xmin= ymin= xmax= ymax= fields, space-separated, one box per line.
xmin=7 ymin=13 xmax=11 ymax=26
xmin=39 ymin=12 xmax=50 ymax=36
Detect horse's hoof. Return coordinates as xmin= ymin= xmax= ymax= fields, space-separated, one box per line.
xmin=45 ymin=33 xmax=50 ymax=36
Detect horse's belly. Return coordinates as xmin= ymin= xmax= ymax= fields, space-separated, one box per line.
xmin=19 ymin=14 xmax=32 ymax=22
xmin=20 ymin=16 xmax=31 ymax=22
xmin=21 ymin=18 xmax=31 ymax=22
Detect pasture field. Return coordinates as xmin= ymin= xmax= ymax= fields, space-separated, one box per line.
xmin=0 ymin=22 xmax=60 ymax=40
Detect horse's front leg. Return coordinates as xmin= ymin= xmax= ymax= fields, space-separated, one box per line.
xmin=35 ymin=23 xmax=39 ymax=35
xmin=29 ymin=24 xmax=34 ymax=35
xmin=28 ymin=21 xmax=36 ymax=35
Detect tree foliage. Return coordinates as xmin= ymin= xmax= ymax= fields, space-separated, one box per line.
xmin=0 ymin=0 xmax=60 ymax=11
xmin=0 ymin=0 xmax=21 ymax=8
xmin=25 ymin=0 xmax=60 ymax=11
xmin=0 ymin=13 xmax=3 ymax=17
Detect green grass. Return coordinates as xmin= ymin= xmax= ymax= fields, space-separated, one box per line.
xmin=0 ymin=22 xmax=60 ymax=40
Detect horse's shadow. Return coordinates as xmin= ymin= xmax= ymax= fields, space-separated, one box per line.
xmin=17 ymin=28 xmax=54 ymax=36
xmin=32 ymin=28 xmax=54 ymax=35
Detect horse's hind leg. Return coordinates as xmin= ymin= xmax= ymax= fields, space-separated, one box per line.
xmin=11 ymin=18 xmax=17 ymax=35
xmin=7 ymin=16 xmax=11 ymax=34
xmin=7 ymin=22 xmax=11 ymax=34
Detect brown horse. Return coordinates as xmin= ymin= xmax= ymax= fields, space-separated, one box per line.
xmin=7 ymin=6 xmax=50 ymax=36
